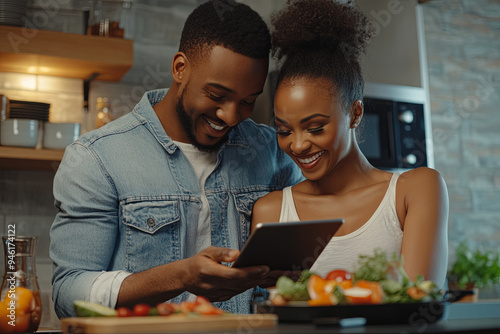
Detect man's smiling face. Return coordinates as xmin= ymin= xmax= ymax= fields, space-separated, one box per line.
xmin=175 ymin=46 xmax=268 ymax=152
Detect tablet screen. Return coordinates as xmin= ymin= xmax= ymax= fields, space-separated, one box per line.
xmin=232 ymin=219 xmax=344 ymax=271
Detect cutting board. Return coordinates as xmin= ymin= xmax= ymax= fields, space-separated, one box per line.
xmin=61 ymin=314 xmax=278 ymax=333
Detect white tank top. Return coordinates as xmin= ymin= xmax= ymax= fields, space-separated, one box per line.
xmin=279 ymin=173 xmax=403 ymax=277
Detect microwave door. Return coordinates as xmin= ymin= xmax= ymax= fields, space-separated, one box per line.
xmin=359 ymin=98 xmax=399 ymax=169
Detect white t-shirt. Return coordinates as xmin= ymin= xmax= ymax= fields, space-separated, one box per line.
xmin=174 ymin=141 xmax=217 ymax=253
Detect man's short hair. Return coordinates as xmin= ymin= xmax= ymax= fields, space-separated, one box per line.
xmin=179 ymin=0 xmax=271 ymax=64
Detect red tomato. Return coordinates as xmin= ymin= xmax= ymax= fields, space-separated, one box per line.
xmin=117 ymin=307 xmax=133 ymax=317
xmin=178 ymin=301 xmax=196 ymax=314
xmin=133 ymin=304 xmax=151 ymax=317
xmin=156 ymin=303 xmax=175 ymax=316
xmin=193 ymin=303 xmax=224 ymax=315
xmin=325 ymin=269 xmax=352 ymax=283
xmin=195 ymin=296 xmax=210 ymax=305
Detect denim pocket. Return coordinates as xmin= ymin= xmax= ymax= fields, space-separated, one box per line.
xmin=121 ymin=199 xmax=181 ymax=272
xmin=233 ymin=190 xmax=269 ymax=247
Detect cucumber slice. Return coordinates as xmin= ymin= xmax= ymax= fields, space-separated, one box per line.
xmin=74 ymin=300 xmax=118 ymax=317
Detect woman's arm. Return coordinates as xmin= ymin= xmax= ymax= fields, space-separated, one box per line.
xmin=398 ymin=167 xmax=449 ymax=288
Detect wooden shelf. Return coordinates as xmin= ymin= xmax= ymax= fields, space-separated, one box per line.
xmin=0 ymin=27 xmax=134 ymax=171
xmin=0 ymin=26 xmax=133 ymax=81
xmin=0 ymin=146 xmax=64 ymax=171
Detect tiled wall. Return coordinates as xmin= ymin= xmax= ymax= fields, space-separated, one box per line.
xmin=421 ymin=0 xmax=500 ymax=254
xmin=1 ymin=0 xmax=499 ymax=328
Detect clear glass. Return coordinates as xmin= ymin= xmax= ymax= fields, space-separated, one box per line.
xmin=88 ymin=0 xmax=127 ymax=38
xmin=1 ymin=236 xmax=42 ymax=333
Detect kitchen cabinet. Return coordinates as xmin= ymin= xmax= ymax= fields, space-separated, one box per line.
xmin=0 ymin=26 xmax=133 ymax=170
xmin=356 ymin=0 xmax=425 ymax=88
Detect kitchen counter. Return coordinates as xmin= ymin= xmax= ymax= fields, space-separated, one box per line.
xmin=222 ymin=318 xmax=499 ymax=333
xmin=36 ymin=318 xmax=500 ymax=334
xmin=37 ymin=301 xmax=500 ymax=334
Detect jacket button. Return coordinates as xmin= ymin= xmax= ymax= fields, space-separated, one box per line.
xmin=147 ymin=218 xmax=155 ymax=227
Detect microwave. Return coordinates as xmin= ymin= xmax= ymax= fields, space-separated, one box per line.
xmin=358 ymin=83 xmax=434 ymax=170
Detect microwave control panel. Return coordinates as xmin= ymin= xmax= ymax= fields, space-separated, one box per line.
xmin=395 ymin=102 xmax=427 ymax=168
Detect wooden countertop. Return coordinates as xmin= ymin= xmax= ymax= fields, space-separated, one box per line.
xmin=38 ymin=301 xmax=500 ymax=334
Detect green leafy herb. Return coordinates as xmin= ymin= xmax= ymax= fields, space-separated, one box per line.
xmin=297 ymin=269 xmax=314 ymax=284
xmin=275 ymin=270 xmax=314 ymax=301
xmin=353 ymin=249 xmax=389 ymax=282
xmin=353 ymin=250 xmax=441 ymax=303
xmin=330 ymin=284 xmax=345 ymax=305
xmin=448 ymin=241 xmax=500 ymax=289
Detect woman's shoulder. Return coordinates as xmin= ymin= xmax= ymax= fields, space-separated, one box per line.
xmin=399 ymin=167 xmax=444 ymax=183
xmin=252 ymin=188 xmax=288 ymax=223
xmin=398 ymin=167 xmax=447 ymax=195
xmin=254 ymin=189 xmax=286 ymax=210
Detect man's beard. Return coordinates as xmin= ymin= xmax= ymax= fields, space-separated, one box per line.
xmin=175 ymin=89 xmax=229 ymax=153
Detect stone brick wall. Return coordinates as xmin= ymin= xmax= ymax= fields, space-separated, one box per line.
xmin=421 ymin=0 xmax=500 ymax=254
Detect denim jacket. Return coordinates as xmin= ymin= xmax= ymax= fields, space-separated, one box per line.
xmin=50 ymin=89 xmax=303 ymax=318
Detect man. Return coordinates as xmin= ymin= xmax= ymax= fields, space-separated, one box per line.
xmin=50 ymin=0 xmax=303 ymax=318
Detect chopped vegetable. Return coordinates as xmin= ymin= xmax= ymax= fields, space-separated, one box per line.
xmin=297 ymin=269 xmax=314 ymax=283
xmin=380 ymin=279 xmax=403 ymax=295
xmin=193 ymin=296 xmax=224 ymax=315
xmin=133 ymin=304 xmax=151 ymax=317
xmin=353 ymin=249 xmax=390 ymax=282
xmin=74 ymin=296 xmax=225 ymax=318
xmin=343 ymin=286 xmax=373 ymax=304
xmin=406 ymin=287 xmax=428 ymax=300
xmin=325 ymin=269 xmax=352 ymax=283
xmin=116 ymin=307 xmax=134 ymax=317
xmin=269 ymin=251 xmax=443 ymax=307
xmin=307 ymin=274 xmax=339 ymax=305
xmin=74 ymin=300 xmax=117 ymax=317
xmin=275 ymin=270 xmax=314 ymax=301
xmin=307 ymin=293 xmax=333 ymax=306
xmin=156 ymin=303 xmax=176 ymax=316
xmin=417 ymin=279 xmax=437 ymax=294
xmin=354 ymin=280 xmax=383 ymax=304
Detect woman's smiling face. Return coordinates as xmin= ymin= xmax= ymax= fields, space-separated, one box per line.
xmin=274 ymin=77 xmax=355 ymax=180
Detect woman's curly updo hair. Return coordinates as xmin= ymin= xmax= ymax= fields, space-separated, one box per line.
xmin=271 ymin=0 xmax=374 ymax=110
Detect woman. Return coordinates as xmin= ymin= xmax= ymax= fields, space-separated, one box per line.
xmin=252 ymin=0 xmax=449 ymax=287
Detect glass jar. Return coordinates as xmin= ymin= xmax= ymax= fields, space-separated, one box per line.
xmin=1 ymin=236 xmax=42 ymax=333
xmin=88 ymin=0 xmax=128 ymax=38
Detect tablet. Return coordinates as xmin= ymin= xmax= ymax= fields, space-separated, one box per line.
xmin=232 ymin=219 xmax=344 ymax=271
